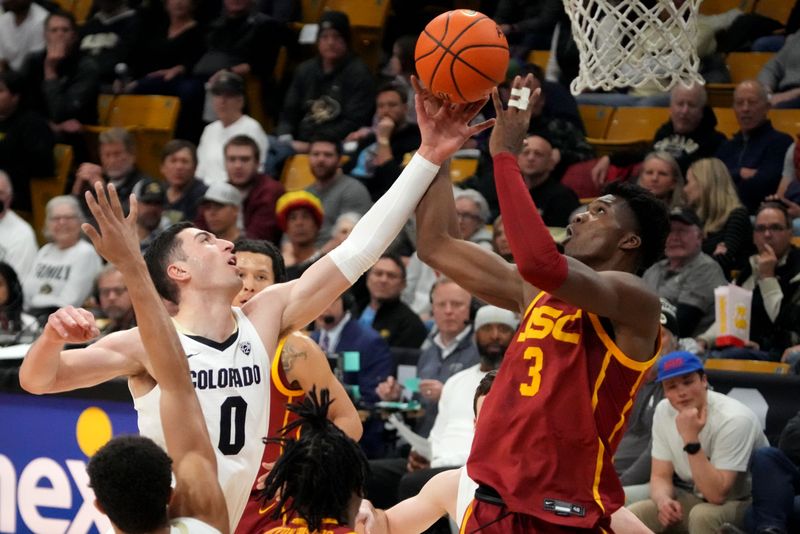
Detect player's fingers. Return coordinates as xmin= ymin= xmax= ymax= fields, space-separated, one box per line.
xmin=107 ymin=183 xmax=125 ymax=220
xmin=48 ymin=314 xmax=69 ymax=338
xmin=94 ymin=180 xmax=114 ymax=216
xmin=468 ymin=118 xmax=495 ymax=137
xmin=127 ymin=194 xmax=138 ymax=225
xmin=82 ymin=223 xmax=101 ymax=249
xmin=84 ymin=189 xmax=107 ymax=227
xmin=490 ymin=87 xmax=504 ymax=116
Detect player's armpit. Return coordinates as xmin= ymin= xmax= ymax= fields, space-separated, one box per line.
xmin=552 ymin=261 xmax=661 ymax=361
xmin=282 ymin=333 xmax=363 ymax=441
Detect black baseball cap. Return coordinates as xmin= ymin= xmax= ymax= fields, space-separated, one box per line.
xmin=210 ymin=71 xmax=245 ymax=96
xmin=668 ymin=206 xmax=702 ymax=228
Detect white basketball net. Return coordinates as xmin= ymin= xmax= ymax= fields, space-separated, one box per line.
xmin=563 ymin=0 xmax=705 ymax=95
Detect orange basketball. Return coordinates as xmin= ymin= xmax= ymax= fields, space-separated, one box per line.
xmin=415 ymin=10 xmax=509 ymax=104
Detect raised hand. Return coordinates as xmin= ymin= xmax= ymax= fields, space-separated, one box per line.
xmin=43 ymin=306 xmax=100 ymax=343
xmin=412 ymin=75 xmax=494 ymax=165
xmin=81 ymin=182 xmax=142 ymax=268
xmin=489 ymin=74 xmax=539 ymax=157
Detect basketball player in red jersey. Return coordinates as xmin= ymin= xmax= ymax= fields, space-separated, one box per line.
xmin=414 ymin=74 xmax=670 ymax=532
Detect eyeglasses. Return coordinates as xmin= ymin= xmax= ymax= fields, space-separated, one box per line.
xmin=49 ymin=215 xmax=79 ymax=222
xmin=754 ymin=224 xmax=789 ymax=233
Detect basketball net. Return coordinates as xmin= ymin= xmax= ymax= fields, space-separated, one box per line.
xmin=563 ymin=0 xmax=705 ymax=95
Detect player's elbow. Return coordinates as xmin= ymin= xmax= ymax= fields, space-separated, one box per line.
xmin=18 ymin=369 xmax=51 ymax=395
xmin=416 ymin=234 xmax=448 ymax=268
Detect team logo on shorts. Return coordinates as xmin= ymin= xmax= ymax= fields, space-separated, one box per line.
xmin=238 ymin=341 xmax=252 ymax=356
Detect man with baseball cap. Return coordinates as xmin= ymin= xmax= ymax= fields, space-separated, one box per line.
xmin=200 ymin=181 xmax=243 ymax=242
xmin=629 ymin=351 xmax=768 ymax=533
xmin=643 ymin=206 xmax=727 ymax=337
xmin=134 ymin=178 xmax=168 ymax=251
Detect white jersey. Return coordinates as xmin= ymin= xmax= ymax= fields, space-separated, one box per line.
xmin=170 ymin=517 xmax=223 ymax=534
xmin=133 ymin=308 xmax=272 ymax=530
xmin=455 ymin=466 xmax=478 ymax=527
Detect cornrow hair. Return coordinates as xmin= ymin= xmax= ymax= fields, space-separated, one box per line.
xmin=260 ymin=387 xmax=369 ymax=531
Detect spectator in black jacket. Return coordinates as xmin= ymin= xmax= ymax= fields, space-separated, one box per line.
xmin=276 ymin=11 xmax=375 ymax=153
xmin=0 ymin=70 xmax=54 ymax=213
xmin=20 ymin=11 xmax=100 ymax=135
xmin=79 ymin=0 xmax=141 ymax=83
xmin=519 ymin=134 xmax=579 ymax=228
xmin=357 ymin=254 xmax=428 ymax=350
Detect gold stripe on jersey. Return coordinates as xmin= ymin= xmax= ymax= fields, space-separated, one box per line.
xmin=459 ymin=501 xmax=474 ymax=534
xmin=607 ymin=368 xmax=650 ymax=444
xmin=587 ymin=313 xmax=659 ymax=372
xmin=271 ymin=337 xmax=304 ymax=397
xmin=591 ymin=349 xmax=613 ymax=412
xmin=591 ymin=437 xmax=607 ymax=514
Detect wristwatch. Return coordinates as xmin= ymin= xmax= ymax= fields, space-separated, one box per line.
xmin=683 ymin=442 xmax=702 ymax=455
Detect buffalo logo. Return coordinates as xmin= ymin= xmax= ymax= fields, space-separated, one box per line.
xmin=239 ymin=341 xmax=252 ymax=356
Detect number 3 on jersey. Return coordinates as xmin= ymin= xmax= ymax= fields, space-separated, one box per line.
xmin=519 ymin=346 xmax=544 ymax=397
xmin=219 ymin=396 xmax=247 ymax=455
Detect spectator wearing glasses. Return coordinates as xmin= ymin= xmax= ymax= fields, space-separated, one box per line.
xmin=698 ymin=202 xmax=800 ymax=363
xmin=454 ymin=188 xmax=492 ymax=249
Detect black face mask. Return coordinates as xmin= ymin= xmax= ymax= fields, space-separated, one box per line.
xmin=0 ymin=202 xmax=6 ymax=215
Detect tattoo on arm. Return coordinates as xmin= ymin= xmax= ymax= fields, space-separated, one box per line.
xmin=280 ymin=343 xmax=308 ymax=374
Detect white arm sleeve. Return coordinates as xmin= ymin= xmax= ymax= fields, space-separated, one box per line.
xmin=328 ymin=153 xmax=440 ymax=282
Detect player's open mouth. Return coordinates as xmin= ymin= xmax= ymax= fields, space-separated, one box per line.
xmin=227 ymin=257 xmax=237 ymax=266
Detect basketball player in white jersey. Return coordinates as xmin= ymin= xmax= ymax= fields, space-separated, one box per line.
xmin=358 ymin=372 xmax=653 ymax=534
xmin=85 ymin=184 xmax=228 ymax=534
xmin=20 ymin=83 xmax=493 ymax=530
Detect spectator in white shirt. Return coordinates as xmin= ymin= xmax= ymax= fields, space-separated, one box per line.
xmin=0 ymin=170 xmax=37 ymax=278
xmin=195 ymin=72 xmax=267 ymax=184
xmin=0 ymin=0 xmax=47 ymax=72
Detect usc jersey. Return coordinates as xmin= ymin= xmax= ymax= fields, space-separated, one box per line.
xmin=263 ymin=518 xmax=355 ymax=534
xmin=466 ymin=292 xmax=658 ymax=529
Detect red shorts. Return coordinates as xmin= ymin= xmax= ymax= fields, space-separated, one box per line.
xmin=460 ymin=499 xmax=613 ymax=534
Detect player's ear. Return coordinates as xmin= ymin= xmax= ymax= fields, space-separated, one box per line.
xmin=167 ymin=261 xmax=190 ymax=282
xmin=618 ymin=231 xmax=641 ymax=252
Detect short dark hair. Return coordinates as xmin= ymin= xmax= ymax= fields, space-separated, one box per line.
xmin=473 ymin=370 xmax=497 ymax=415
xmin=377 ymin=81 xmax=408 ymax=104
xmin=45 ymin=10 xmax=77 ymax=31
xmin=225 ymin=134 xmax=260 ymax=162
xmin=261 ymin=388 xmax=369 ymax=531
xmin=87 ymin=435 xmax=172 ymax=533
xmin=0 ymin=261 xmax=24 ymax=330
xmin=143 ymin=222 xmax=193 ymax=304
xmin=602 ymin=181 xmax=670 ymax=273
xmin=371 ymin=253 xmax=406 ymax=280
xmin=309 ymin=135 xmax=342 ymax=157
xmin=756 ymin=200 xmax=792 ymax=228
xmin=161 ymin=139 xmax=197 ymax=166
xmin=233 ymin=238 xmax=287 ymax=283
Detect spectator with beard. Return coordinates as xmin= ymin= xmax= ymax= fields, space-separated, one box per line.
xmin=518 ymin=134 xmax=579 ymax=228
xmin=357 ymin=254 xmax=428 ymax=349
xmin=366 ymin=305 xmax=518 ymax=522
xmin=94 ymin=265 xmax=136 ymax=336
xmin=72 ymin=127 xmax=150 ymax=217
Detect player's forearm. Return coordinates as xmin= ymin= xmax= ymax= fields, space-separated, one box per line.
xmin=416 ymin=162 xmax=459 ymax=259
xmin=687 ymin=452 xmax=730 ymax=504
xmin=327 ymin=153 xmax=440 ymax=283
xmin=493 ymin=152 xmax=567 ymax=291
xmin=20 ymin=334 xmax=67 ymax=394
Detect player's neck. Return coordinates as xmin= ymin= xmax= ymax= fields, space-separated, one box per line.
xmin=174 ymin=294 xmax=237 ymax=341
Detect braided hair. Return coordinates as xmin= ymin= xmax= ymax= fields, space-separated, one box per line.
xmin=261 ymin=387 xmax=369 ymax=531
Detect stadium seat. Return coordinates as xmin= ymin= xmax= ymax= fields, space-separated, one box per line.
xmin=769 ymin=109 xmax=800 ymax=137
xmin=712 ymin=107 xmax=739 ymax=138
xmin=753 ymin=0 xmax=794 ymax=26
xmin=704 ymin=358 xmax=791 ymax=375
xmin=791 ymin=236 xmax=800 ymax=248
xmin=54 ymin=0 xmax=93 ymax=24
xmin=699 ymin=0 xmax=754 ymax=15
xmin=280 ymin=155 xmax=316 ymax=191
xmin=727 ymin=52 xmax=775 ymax=83
xmin=450 ymin=158 xmax=479 ymax=184
xmin=587 ymin=107 xmax=670 ymax=157
xmin=85 ymin=95 xmax=181 ymax=179
xmin=578 ymin=105 xmax=614 ymax=139
xmin=30 ymin=144 xmax=73 ymax=244
xmin=300 ymin=0 xmax=326 ymax=23
xmin=707 ymin=83 xmax=735 ymax=108
xmin=526 ymin=50 xmax=551 ymax=72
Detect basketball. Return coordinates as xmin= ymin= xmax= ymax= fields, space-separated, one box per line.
xmin=415 ymin=10 xmax=509 ymax=104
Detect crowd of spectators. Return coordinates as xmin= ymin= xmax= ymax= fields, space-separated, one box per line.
xmin=2 ymin=2 xmax=800 ymax=533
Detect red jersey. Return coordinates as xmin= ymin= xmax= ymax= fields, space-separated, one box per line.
xmin=467 ymin=292 xmax=658 ymax=529
xmin=235 ymin=338 xmax=304 ymax=534
xmin=263 ymin=518 xmax=355 ymax=534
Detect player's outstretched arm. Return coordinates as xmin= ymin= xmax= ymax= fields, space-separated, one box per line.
xmin=281 ymin=333 xmax=362 ymax=441
xmin=253 ymin=79 xmax=495 ymax=335
xmin=489 ymin=76 xmax=661 ymax=358
xmin=416 ymin=162 xmax=529 ymax=313
xmin=82 ymin=183 xmax=229 ymax=532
